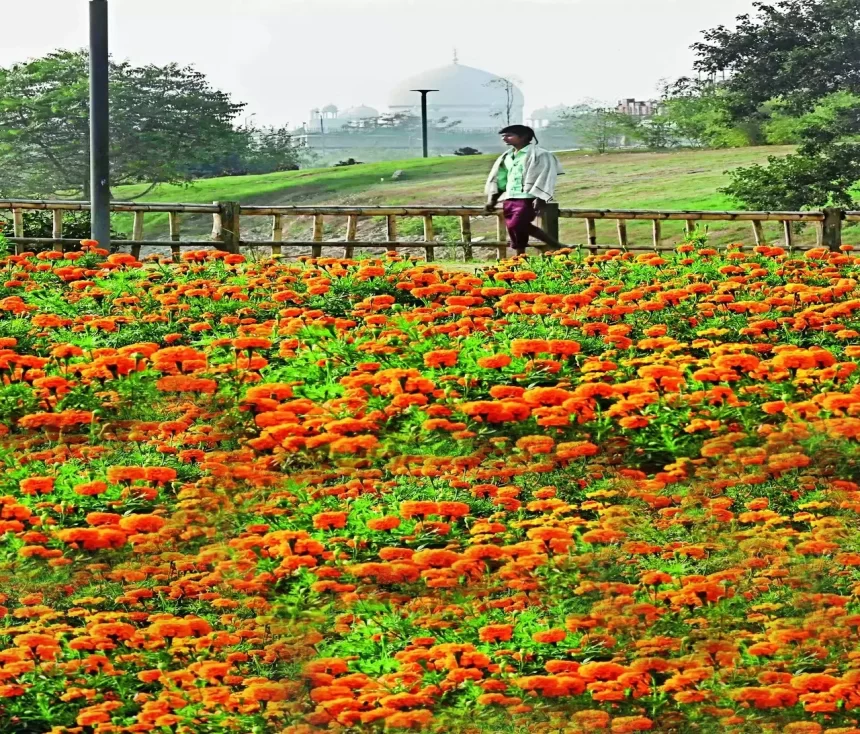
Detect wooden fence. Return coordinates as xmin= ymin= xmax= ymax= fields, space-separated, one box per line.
xmin=0 ymin=200 xmax=854 ymax=260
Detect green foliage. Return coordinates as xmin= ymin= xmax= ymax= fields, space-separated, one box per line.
xmin=621 ymin=115 xmax=680 ymax=150
xmin=562 ymin=105 xmax=632 ymax=153
xmin=723 ymin=142 xmax=860 ymax=209
xmin=397 ymin=216 xmax=462 ymax=243
xmin=659 ymin=80 xmax=761 ymax=148
xmin=0 ymin=210 xmax=126 ymax=242
xmin=692 ymin=0 xmax=860 ymax=208
xmin=0 ymin=50 xmax=306 ymax=198
xmin=186 ymin=123 xmax=310 ymax=179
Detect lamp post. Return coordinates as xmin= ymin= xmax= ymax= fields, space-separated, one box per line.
xmin=411 ymin=89 xmax=438 ymax=158
xmin=89 ymin=0 xmax=111 ymax=247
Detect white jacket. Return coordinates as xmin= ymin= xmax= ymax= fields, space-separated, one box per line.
xmin=484 ymin=144 xmax=563 ymax=202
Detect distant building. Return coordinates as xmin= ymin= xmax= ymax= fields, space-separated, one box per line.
xmin=294 ymin=57 xmax=586 ymax=163
xmin=302 ymin=58 xmax=524 ymax=135
xmin=527 ymin=105 xmax=569 ymax=129
xmin=388 ymin=60 xmax=524 ymax=130
xmin=306 ymin=104 xmax=381 ymax=132
xmin=616 ymin=98 xmax=661 ymax=118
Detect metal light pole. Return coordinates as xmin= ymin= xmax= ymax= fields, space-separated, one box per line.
xmin=411 ymin=89 xmax=438 ymax=158
xmin=89 ymin=0 xmax=111 ymax=246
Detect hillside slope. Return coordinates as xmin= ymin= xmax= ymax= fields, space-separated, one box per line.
xmin=115 ymin=147 xmax=802 ymax=249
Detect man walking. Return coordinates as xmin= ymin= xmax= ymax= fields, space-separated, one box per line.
xmin=484 ymin=125 xmax=563 ymax=256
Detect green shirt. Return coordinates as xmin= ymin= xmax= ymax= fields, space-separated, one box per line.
xmin=496 ymin=146 xmax=535 ymax=199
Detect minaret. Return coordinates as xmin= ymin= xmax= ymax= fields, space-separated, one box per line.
xmin=453 ymin=48 xmax=459 ymax=65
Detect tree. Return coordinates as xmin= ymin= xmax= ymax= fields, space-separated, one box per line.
xmin=691 ymin=0 xmax=860 ymax=208
xmin=659 ymin=79 xmax=760 ymax=148
xmin=187 ymin=123 xmax=309 ymax=178
xmin=622 ymin=116 xmax=680 ymax=150
xmin=0 ymin=50 xmax=245 ymax=198
xmin=562 ymin=105 xmax=632 ymax=153
xmin=485 ymin=77 xmax=520 ymax=127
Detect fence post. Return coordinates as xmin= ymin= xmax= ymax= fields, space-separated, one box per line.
xmin=52 ymin=210 xmax=64 ymax=253
xmin=168 ymin=211 xmax=181 ymax=261
xmin=541 ymin=202 xmax=560 ymax=250
xmin=212 ymin=201 xmax=241 ymax=254
xmin=423 ymin=215 xmax=435 ymax=262
xmin=616 ymin=219 xmax=628 ymax=250
xmin=345 ymin=215 xmax=357 ymax=259
xmin=271 ymin=214 xmax=283 ymax=257
xmin=822 ymin=207 xmax=843 ymax=252
xmin=312 ymin=214 xmax=324 ymax=258
xmin=460 ymin=215 xmax=472 ymax=262
xmin=496 ymin=213 xmax=507 ymax=261
xmin=585 ymin=217 xmax=597 ymax=252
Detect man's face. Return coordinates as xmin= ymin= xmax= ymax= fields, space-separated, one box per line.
xmin=501 ymin=133 xmax=527 ymax=148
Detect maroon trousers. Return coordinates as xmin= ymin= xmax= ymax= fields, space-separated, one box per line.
xmin=503 ymin=199 xmax=536 ymax=252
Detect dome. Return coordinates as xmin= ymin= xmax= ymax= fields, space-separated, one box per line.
xmin=321 ymin=104 xmax=338 ymax=114
xmin=389 ymin=62 xmax=524 ymax=110
xmin=340 ymin=104 xmax=379 ymax=120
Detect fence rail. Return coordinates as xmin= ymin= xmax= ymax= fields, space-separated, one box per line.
xmin=0 ymin=199 xmax=854 ymax=260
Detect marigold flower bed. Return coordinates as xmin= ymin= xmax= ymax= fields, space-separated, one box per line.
xmin=1 ymin=240 xmax=860 ymax=734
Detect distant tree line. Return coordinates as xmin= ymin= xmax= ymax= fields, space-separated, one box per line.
xmin=555 ymin=0 xmax=860 ymax=211
xmin=0 ymin=50 xmax=310 ymax=200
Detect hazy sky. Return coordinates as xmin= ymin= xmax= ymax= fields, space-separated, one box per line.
xmin=3 ymin=0 xmax=758 ymax=126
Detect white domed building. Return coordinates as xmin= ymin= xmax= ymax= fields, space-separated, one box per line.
xmin=528 ymin=105 xmax=568 ymax=129
xmin=305 ymin=103 xmax=380 ymax=132
xmin=339 ymin=105 xmax=380 ymax=126
xmin=388 ymin=60 xmax=524 ymax=130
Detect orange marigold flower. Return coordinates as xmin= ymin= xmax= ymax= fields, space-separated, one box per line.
xmin=580 ymin=662 xmax=626 ymax=681
xmin=423 ymin=349 xmax=459 ymax=368
xmin=436 ymin=501 xmax=470 ymax=518
xmin=556 ymin=441 xmax=598 ymax=460
xmin=516 ymin=435 xmax=555 ymax=454
xmin=412 ymin=549 xmax=460 ymax=568
xmin=243 ymin=682 xmax=291 ymax=702
xmin=400 ymin=501 xmax=438 ymax=518
xmin=532 ymin=629 xmax=566 ymax=644
xmin=640 ymin=571 xmax=673 ymax=586
xmin=478 ymin=624 xmax=514 ymax=643
xmin=511 ymin=339 xmax=550 ymax=357
xmin=233 ymin=337 xmax=272 ymax=351
xmin=86 ymin=512 xmax=122 ymax=526
xmin=0 ymin=684 xmax=27 ymax=697
xmin=156 ymin=376 xmax=218 ymax=394
xmin=329 ymin=435 xmax=378 ymax=454
xmin=367 ymin=516 xmax=401 ymax=531
xmin=313 ymin=511 xmax=348 ymax=530
xmin=118 ymin=514 xmax=166 ymax=533
xmin=610 ymin=716 xmax=653 ymax=732
xmin=477 ymin=354 xmax=512 ymax=369
xmin=19 ymin=477 xmax=54 ymax=496
xmin=55 ymin=527 xmax=127 ymax=550
xmin=106 ymin=466 xmax=146 ymax=483
xmin=73 ymin=481 xmax=108 ymax=496
xmin=547 ymin=339 xmax=581 ymax=356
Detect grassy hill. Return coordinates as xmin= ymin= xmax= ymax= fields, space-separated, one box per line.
xmin=115 ymin=147 xmax=810 ymax=250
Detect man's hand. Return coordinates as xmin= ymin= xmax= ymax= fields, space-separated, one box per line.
xmin=484 ymin=197 xmax=500 ymax=214
xmin=532 ymin=198 xmax=545 ymax=215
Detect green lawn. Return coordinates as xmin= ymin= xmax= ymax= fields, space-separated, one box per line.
xmin=114 ymin=147 xmax=816 ymax=250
